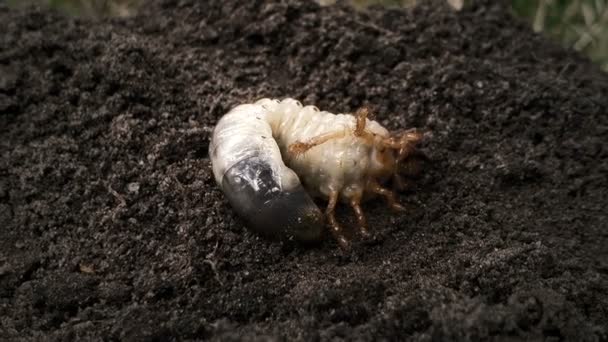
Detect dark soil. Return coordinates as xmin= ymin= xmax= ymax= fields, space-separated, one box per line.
xmin=1 ymin=0 xmax=607 ymax=340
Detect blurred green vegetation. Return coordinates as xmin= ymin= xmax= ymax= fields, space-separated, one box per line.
xmin=512 ymin=0 xmax=608 ymax=71
xmin=7 ymin=0 xmax=608 ymax=71
xmin=349 ymin=0 xmax=608 ymax=71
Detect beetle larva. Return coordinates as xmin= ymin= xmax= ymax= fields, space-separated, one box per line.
xmin=209 ymin=98 xmax=424 ymax=249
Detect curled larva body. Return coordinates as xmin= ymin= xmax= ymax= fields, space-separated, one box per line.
xmin=209 ymin=98 xmax=424 ymax=248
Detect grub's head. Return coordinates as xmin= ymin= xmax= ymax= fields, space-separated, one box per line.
xmin=369 ymin=130 xmax=425 ymax=186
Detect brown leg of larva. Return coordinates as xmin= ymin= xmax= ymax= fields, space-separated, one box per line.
xmin=288 ymin=130 xmax=346 ymax=156
xmin=349 ymin=193 xmax=369 ymax=237
xmin=354 ymin=107 xmax=369 ymax=137
xmin=326 ymin=190 xmax=351 ymax=249
xmin=368 ymin=181 xmax=406 ymax=212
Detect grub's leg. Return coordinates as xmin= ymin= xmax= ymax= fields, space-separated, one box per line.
xmin=354 ymin=107 xmax=369 ymax=137
xmin=349 ymin=192 xmax=369 ymax=237
xmin=288 ymin=130 xmax=346 ymax=156
xmin=326 ymin=189 xmax=351 ymax=250
xmin=289 ymin=106 xmax=375 ymax=156
xmin=368 ymin=181 xmax=406 ymax=212
xmin=292 ymin=107 xmax=377 ymax=153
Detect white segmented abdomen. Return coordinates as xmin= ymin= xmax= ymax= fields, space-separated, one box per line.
xmin=210 ymin=101 xmax=297 ymax=190
xmin=258 ymin=98 xmax=390 ymax=199
xmin=209 ymin=99 xmax=325 ymax=242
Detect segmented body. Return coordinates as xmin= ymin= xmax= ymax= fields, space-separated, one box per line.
xmin=260 ymin=98 xmax=392 ymax=200
xmin=210 ymin=98 xmax=423 ymax=249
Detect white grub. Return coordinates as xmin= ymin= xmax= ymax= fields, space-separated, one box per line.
xmin=209 ymin=98 xmax=424 ymax=249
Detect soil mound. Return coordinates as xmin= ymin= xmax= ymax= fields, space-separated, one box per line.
xmin=1 ymin=0 xmax=606 ymax=340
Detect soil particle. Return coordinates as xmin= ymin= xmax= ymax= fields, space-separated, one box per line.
xmin=1 ymin=0 xmax=607 ymax=340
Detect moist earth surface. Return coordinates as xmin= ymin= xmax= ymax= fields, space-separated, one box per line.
xmin=0 ymin=0 xmax=607 ymax=340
